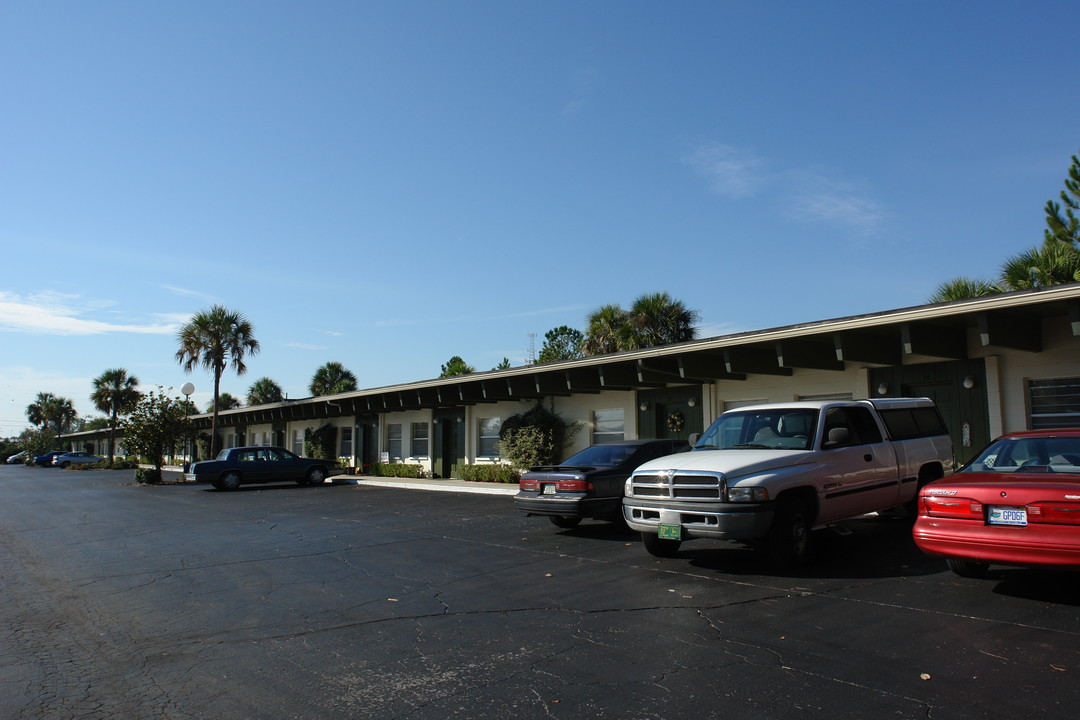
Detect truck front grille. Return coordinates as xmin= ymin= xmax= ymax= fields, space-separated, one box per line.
xmin=629 ymin=471 xmax=724 ymax=500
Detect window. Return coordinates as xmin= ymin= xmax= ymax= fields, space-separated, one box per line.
xmin=292 ymin=430 xmax=304 ymax=456
xmin=1029 ymin=376 xmax=1080 ymax=429
xmin=340 ymin=427 xmax=353 ymax=457
xmin=478 ymin=418 xmax=501 ymax=457
xmin=822 ymin=407 xmax=883 ymax=447
xmin=593 ymin=409 xmax=625 ymax=443
xmin=878 ymin=408 xmax=948 ymax=440
xmin=387 ymin=424 xmax=402 ymax=459
xmin=411 ymin=422 xmax=429 ymax=457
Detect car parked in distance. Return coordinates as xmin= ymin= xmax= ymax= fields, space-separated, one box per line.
xmin=52 ymin=451 xmax=104 ymax=468
xmin=913 ymin=429 xmax=1080 ymax=578
xmin=514 ymin=439 xmax=688 ymax=528
xmin=186 ymin=446 xmax=333 ymax=491
xmin=33 ymin=451 xmax=66 ymax=467
xmin=6 ymin=450 xmax=28 ymax=464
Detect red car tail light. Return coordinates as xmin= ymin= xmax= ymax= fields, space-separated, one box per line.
xmin=556 ymin=479 xmax=593 ymax=492
xmin=919 ymin=495 xmax=984 ymax=520
xmin=1027 ymin=502 xmax=1080 ymax=525
xmin=520 ymin=478 xmax=540 ymax=491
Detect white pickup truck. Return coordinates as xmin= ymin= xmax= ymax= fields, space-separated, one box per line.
xmin=623 ymin=398 xmax=954 ymax=566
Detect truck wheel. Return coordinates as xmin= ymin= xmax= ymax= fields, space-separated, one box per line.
xmin=946 ymin=558 xmax=989 ymax=578
xmin=769 ymin=498 xmax=812 ymax=568
xmin=642 ymin=532 xmax=681 ymax=558
xmin=549 ymin=516 xmax=580 ymax=529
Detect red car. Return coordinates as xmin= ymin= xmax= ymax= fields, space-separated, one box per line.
xmin=913 ymin=429 xmax=1080 ymax=578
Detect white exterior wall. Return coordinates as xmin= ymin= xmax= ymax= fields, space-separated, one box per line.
xmin=387 ymin=410 xmax=433 ymax=471
xmin=709 ymin=367 xmax=868 ymax=415
xmin=465 ymin=401 xmax=530 ymax=466
xmin=970 ymin=319 xmax=1080 ymax=434
xmin=551 ymin=390 xmax=637 ymax=458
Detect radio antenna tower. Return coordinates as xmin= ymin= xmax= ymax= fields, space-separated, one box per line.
xmin=527 ymin=333 xmax=536 ymax=365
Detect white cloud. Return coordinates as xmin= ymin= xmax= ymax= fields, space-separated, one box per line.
xmin=786 ymin=171 xmax=885 ymax=238
xmin=285 ymin=342 xmax=327 ymax=351
xmin=161 ymin=285 xmax=219 ymax=303
xmin=684 ymin=142 xmax=886 ymax=236
xmin=0 ymin=291 xmax=179 ymax=336
xmin=562 ymin=66 xmax=601 ymax=119
xmin=683 ymin=143 xmax=769 ymax=199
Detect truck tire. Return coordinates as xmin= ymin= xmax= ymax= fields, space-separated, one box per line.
xmin=642 ymin=532 xmax=681 ymax=558
xmin=769 ymin=498 xmax=812 ymax=569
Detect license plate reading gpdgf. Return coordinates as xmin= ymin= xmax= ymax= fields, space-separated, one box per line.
xmin=989 ymin=506 xmax=1027 ymax=526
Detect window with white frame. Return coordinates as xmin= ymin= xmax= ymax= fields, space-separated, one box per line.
xmin=339 ymin=426 xmax=354 ymax=457
xmin=1029 ymin=376 xmax=1080 ymax=429
xmin=411 ymin=422 xmax=429 ymax=457
xmin=593 ymin=409 xmax=625 ymax=443
xmin=292 ymin=430 xmax=304 ymax=456
xmin=387 ymin=424 xmax=402 ymax=459
xmin=478 ymin=418 xmax=501 ymax=457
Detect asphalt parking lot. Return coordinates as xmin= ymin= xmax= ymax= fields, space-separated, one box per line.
xmin=2 ymin=465 xmax=1078 ymax=720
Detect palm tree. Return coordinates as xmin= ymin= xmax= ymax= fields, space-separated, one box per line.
xmin=309 ymin=361 xmax=357 ymax=396
xmin=623 ymin=292 xmax=698 ymax=349
xmin=1000 ymin=244 xmax=1080 ymax=290
xmin=247 ymin=377 xmax=284 ymax=406
xmin=25 ymin=392 xmax=57 ymax=429
xmin=928 ymin=278 xmax=1005 ymax=303
xmin=90 ymin=368 xmax=142 ymax=462
xmin=582 ymin=304 xmax=628 ymax=356
xmin=206 ymin=392 xmax=242 ymax=413
xmin=26 ymin=392 xmax=77 ymax=448
xmin=176 ymin=305 xmax=259 ymax=456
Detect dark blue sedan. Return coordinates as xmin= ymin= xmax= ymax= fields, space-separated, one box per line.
xmin=185 ymin=446 xmax=333 ymax=491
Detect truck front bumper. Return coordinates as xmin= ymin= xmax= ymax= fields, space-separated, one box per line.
xmin=623 ymin=497 xmax=774 ymax=541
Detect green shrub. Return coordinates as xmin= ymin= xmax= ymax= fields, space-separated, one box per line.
xmin=134 ymin=468 xmax=162 ymax=484
xmin=497 ymin=403 xmax=578 ymax=469
xmin=369 ymin=462 xmax=425 ymax=478
xmin=304 ymin=424 xmax=337 ymax=459
xmin=454 ymin=463 xmax=520 ymax=483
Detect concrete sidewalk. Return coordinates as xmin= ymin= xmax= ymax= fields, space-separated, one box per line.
xmin=158 ymin=466 xmax=517 ymax=496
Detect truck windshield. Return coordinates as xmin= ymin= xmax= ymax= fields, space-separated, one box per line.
xmin=694 ymin=409 xmax=817 ymax=450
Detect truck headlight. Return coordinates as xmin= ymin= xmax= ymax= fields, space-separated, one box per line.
xmin=727 ymin=486 xmax=769 ymax=502
xmin=624 ymin=477 xmax=633 ymax=496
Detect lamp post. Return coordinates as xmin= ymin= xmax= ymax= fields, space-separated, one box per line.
xmin=181 ymin=382 xmax=195 ymax=472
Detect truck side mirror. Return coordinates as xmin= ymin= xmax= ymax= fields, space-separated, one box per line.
xmin=687 ymin=433 xmax=700 ymax=448
xmin=824 ymin=427 xmax=850 ymax=448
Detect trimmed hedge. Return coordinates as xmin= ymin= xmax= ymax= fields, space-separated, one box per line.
xmin=369 ymin=462 xmax=425 ymax=478
xmin=454 ymin=464 xmax=520 ymax=484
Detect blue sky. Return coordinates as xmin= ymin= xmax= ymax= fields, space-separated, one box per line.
xmin=2 ymin=1 xmax=1078 ymax=435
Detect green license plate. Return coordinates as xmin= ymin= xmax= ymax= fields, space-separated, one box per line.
xmin=658 ymin=523 xmax=682 ymax=540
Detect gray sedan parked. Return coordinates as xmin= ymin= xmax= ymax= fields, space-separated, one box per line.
xmin=52 ymin=451 xmax=104 ymax=468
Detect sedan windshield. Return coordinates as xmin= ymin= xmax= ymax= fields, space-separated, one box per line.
xmin=560 ymin=444 xmax=639 ymax=467
xmin=961 ymin=436 xmax=1080 ymax=474
xmin=695 ymin=409 xmax=817 ymax=451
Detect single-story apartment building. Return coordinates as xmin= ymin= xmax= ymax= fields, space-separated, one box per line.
xmin=69 ymin=283 xmax=1080 ymax=473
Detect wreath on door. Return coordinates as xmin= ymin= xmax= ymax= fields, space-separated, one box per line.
xmin=666 ymin=411 xmax=685 ymax=433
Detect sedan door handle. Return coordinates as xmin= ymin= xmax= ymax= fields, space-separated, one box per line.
xmin=864 ymin=454 xmax=873 ymax=462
